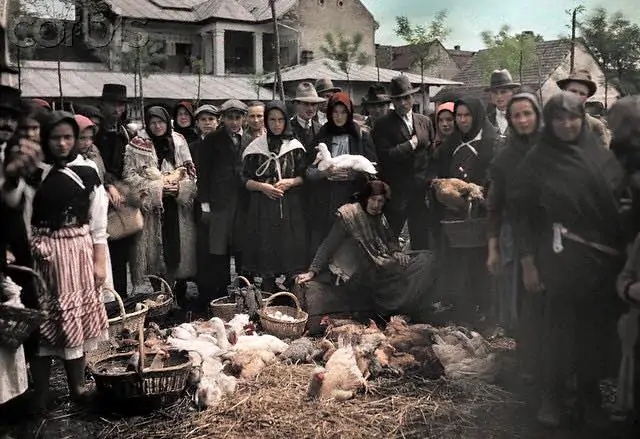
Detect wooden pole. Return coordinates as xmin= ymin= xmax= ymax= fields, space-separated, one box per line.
xmin=270 ymin=0 xmax=285 ymax=101
xmin=570 ymin=8 xmax=577 ymax=72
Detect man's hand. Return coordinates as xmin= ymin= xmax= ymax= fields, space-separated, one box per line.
xmin=394 ymin=252 xmax=410 ymax=267
xmin=163 ymin=183 xmax=178 ymax=196
xmin=4 ymin=139 xmax=43 ymax=179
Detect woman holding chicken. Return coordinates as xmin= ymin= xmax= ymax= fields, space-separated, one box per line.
xmin=241 ymin=101 xmax=308 ymax=291
xmin=123 ymin=106 xmax=197 ymax=302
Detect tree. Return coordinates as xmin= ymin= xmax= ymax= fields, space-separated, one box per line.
xmin=269 ymin=0 xmax=284 ymax=101
xmin=578 ymin=7 xmax=640 ymax=97
xmin=319 ymin=32 xmax=370 ymax=93
xmin=394 ymin=10 xmax=451 ymax=113
xmin=478 ymin=25 xmax=543 ymax=83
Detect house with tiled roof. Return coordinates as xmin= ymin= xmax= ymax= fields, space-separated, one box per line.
xmin=375 ymin=41 xmax=461 ymax=80
xmin=435 ymin=39 xmax=619 ymax=107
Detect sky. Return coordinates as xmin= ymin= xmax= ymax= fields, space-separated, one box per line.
xmin=362 ymin=0 xmax=640 ymax=50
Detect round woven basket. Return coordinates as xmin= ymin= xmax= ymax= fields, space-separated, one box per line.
xmin=441 ymin=200 xmax=487 ymax=249
xmin=143 ymin=275 xmax=174 ymax=320
xmin=0 ymin=265 xmax=47 ymax=350
xmin=89 ymin=325 xmax=191 ymax=408
xmin=209 ymin=276 xmax=270 ymax=321
xmin=87 ymin=288 xmax=148 ymax=364
xmin=257 ymin=292 xmax=308 ymax=339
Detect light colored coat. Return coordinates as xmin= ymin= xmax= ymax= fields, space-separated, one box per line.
xmin=123 ymin=130 xmax=197 ymax=286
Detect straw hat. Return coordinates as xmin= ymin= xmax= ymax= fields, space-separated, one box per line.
xmin=556 ymin=70 xmax=597 ymax=98
xmin=293 ymin=82 xmax=326 ymax=103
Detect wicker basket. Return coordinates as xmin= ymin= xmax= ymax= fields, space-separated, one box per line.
xmin=257 ymin=292 xmax=308 ymax=339
xmin=0 ymin=265 xmax=47 ymax=350
xmin=143 ymin=275 xmax=174 ymax=321
xmin=89 ymin=325 xmax=191 ymax=408
xmin=87 ymin=288 xmax=148 ymax=364
xmin=441 ymin=201 xmax=488 ymax=249
xmin=209 ymin=276 xmax=270 ymax=321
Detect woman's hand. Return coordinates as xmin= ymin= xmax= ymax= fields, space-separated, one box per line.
xmin=487 ymin=239 xmax=500 ymax=275
xmin=521 ymin=255 xmax=544 ymax=293
xmin=163 ymin=182 xmax=178 ymax=196
xmin=107 ymin=185 xmax=124 ymax=207
xmin=94 ymin=262 xmax=106 ymax=288
xmin=274 ymin=178 xmax=296 ymax=193
xmin=296 ymin=271 xmax=315 ymax=284
xmin=261 ymin=183 xmax=284 ymax=200
xmin=93 ymin=244 xmax=107 ymax=289
xmin=394 ymin=252 xmax=410 ymax=267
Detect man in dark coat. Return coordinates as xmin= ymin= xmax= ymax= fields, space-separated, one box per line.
xmin=362 ymin=85 xmax=391 ymax=130
xmin=485 ymin=69 xmax=520 ymax=138
xmin=290 ymin=82 xmax=325 ymax=151
xmin=93 ymin=83 xmax=135 ymax=297
xmin=197 ymin=99 xmax=248 ymax=303
xmin=372 ymin=75 xmax=433 ymax=250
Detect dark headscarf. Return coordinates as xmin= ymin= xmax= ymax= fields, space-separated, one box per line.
xmin=75 ymin=104 xmax=103 ymax=121
xmin=265 ymin=101 xmax=293 ymax=152
xmin=145 ymin=105 xmax=175 ymax=167
xmin=326 ymin=92 xmax=358 ymax=137
xmin=454 ymin=97 xmax=492 ymax=142
xmin=172 ymin=101 xmax=198 ymax=144
xmin=541 ymin=91 xmax=587 ymax=147
xmin=40 ymin=111 xmax=80 ymax=168
xmin=491 ymin=92 xmax=542 ymax=179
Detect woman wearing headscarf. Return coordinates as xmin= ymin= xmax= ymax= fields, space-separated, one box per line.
xmin=241 ymin=101 xmax=307 ymax=291
xmin=123 ymin=106 xmax=197 ymax=305
xmin=429 ymin=97 xmax=496 ymax=327
xmin=297 ymin=180 xmax=437 ymax=324
xmin=432 ymin=102 xmax=456 ymax=150
xmin=305 ymin=92 xmax=377 ymax=259
xmin=27 ymin=111 xmax=109 ymax=408
xmin=486 ymin=91 xmax=543 ymax=376
xmin=509 ymin=92 xmax=624 ymax=427
xmin=173 ymin=101 xmax=198 ymax=145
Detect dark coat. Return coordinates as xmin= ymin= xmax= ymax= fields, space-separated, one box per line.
xmin=94 ymin=124 xmax=131 ymax=186
xmin=198 ymin=127 xmax=244 ymax=255
xmin=372 ymin=110 xmax=433 ymax=194
xmin=290 ymin=116 xmax=322 ymax=159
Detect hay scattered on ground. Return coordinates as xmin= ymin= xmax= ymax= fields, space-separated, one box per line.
xmin=115 ymin=362 xmax=523 ymax=439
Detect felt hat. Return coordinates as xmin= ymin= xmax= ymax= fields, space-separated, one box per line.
xmin=388 ymin=75 xmax=420 ymax=98
xmin=0 ymin=85 xmax=21 ymax=113
xmin=362 ymin=85 xmax=391 ymax=105
xmin=293 ymin=82 xmax=326 ymax=103
xmin=556 ymin=69 xmax=597 ymax=98
xmin=315 ymin=78 xmax=341 ymax=94
xmin=101 ymin=84 xmax=129 ymax=102
xmin=485 ymin=69 xmax=520 ymax=91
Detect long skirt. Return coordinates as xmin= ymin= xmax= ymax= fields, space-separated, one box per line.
xmin=355 ymin=251 xmax=437 ymax=321
xmin=497 ymin=223 xmax=519 ymax=330
xmin=242 ymin=188 xmax=307 ymax=277
xmin=31 ymin=225 xmax=109 ymax=360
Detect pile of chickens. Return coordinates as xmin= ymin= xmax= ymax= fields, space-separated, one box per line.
xmin=107 ymin=314 xmax=497 ymax=408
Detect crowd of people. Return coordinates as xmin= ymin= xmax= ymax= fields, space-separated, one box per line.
xmin=2 ymin=55 xmax=640 ymax=432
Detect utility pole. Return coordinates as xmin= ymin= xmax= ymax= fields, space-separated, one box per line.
xmin=270 ymin=0 xmax=285 ymax=101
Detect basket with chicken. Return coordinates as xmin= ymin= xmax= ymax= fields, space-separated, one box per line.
xmin=432 ymin=178 xmax=488 ymax=248
xmin=210 ymin=276 xmax=271 ymax=321
xmin=89 ymin=324 xmax=192 ymax=409
xmin=140 ymin=275 xmax=174 ymax=321
xmin=86 ymin=288 xmax=148 ymax=365
xmin=258 ymin=292 xmax=308 ymax=339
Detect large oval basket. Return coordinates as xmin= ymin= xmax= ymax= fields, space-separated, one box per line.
xmin=257 ymin=292 xmax=308 ymax=339
xmin=0 ymin=265 xmax=47 ymax=350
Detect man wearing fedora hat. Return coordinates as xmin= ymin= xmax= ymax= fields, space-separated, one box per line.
xmin=196 ymin=99 xmax=248 ymax=308
xmin=557 ymin=70 xmax=610 ymax=148
xmin=485 ymin=69 xmax=520 ymax=136
xmin=372 ymin=75 xmax=433 ymax=250
xmin=93 ymin=83 xmax=136 ymax=297
xmin=290 ymin=82 xmax=325 ymax=150
xmin=314 ymin=78 xmax=341 ymax=125
xmin=362 ymin=84 xmax=391 ymax=130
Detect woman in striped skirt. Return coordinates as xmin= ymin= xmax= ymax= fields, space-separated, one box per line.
xmin=28 ymin=111 xmax=109 ymax=409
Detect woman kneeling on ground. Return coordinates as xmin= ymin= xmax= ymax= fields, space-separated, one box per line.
xmin=296 ymin=180 xmax=436 ymax=321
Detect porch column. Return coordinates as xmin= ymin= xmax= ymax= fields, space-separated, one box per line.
xmin=253 ymin=31 xmax=264 ymax=74
xmin=202 ymin=32 xmax=213 ymax=74
xmin=213 ymin=29 xmax=225 ymax=75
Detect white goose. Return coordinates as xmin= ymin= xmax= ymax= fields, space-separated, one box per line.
xmin=312 ymin=143 xmax=377 ymax=175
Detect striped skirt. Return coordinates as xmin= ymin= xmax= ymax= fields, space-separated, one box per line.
xmin=31 ymin=225 xmax=109 ymax=360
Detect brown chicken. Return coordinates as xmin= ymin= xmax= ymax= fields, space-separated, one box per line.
xmin=321 ymin=316 xmax=385 ymax=348
xmin=163 ymin=166 xmax=187 ymax=185
xmin=432 ymin=178 xmax=484 ymax=211
xmin=225 ymin=350 xmax=276 ymax=380
xmin=147 ymin=349 xmax=170 ymax=370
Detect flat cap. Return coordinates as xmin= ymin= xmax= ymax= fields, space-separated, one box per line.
xmin=220 ymin=99 xmax=248 ymax=114
xmin=195 ymin=104 xmax=220 ymax=117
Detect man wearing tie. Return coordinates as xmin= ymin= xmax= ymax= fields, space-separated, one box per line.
xmin=372 ymin=75 xmax=434 ymax=250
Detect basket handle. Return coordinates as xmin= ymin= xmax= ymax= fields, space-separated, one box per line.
xmin=236 ymin=276 xmax=251 ymax=288
xmin=145 ymin=274 xmax=173 ymax=297
xmin=102 ymin=286 xmax=126 ymax=321
xmin=137 ymin=320 xmax=145 ymax=374
xmin=263 ymin=291 xmax=302 ymax=312
xmin=6 ymin=264 xmax=48 ymax=297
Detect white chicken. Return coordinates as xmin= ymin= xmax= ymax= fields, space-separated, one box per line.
xmin=193 ymin=356 xmax=238 ymax=409
xmin=313 ymin=143 xmax=377 ymax=175
xmin=229 ymin=332 xmax=289 ymax=355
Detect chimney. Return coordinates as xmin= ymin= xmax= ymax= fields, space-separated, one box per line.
xmin=522 ymin=31 xmax=534 ymax=37
xmin=454 ymin=45 xmax=460 ymax=51
xmin=301 ymin=50 xmax=314 ymax=65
